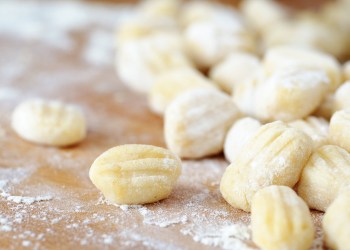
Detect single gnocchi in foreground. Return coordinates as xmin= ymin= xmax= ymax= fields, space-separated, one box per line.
xmin=297 ymin=145 xmax=350 ymax=211
xmin=89 ymin=144 xmax=181 ymax=205
xmin=220 ymin=121 xmax=313 ymax=212
xmin=323 ymin=191 xmax=350 ymax=250
xmin=164 ymin=88 xmax=239 ymax=159
xmin=12 ymin=99 xmax=86 ymax=147
xmin=251 ymin=185 xmax=314 ymax=250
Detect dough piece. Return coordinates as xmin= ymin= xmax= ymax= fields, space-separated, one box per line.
xmin=183 ymin=13 xmax=256 ymax=69
xmin=256 ymin=68 xmax=329 ymax=122
xmin=149 ymin=68 xmax=215 ymax=115
xmin=297 ymin=145 xmax=350 ymax=211
xmin=138 ymin=0 xmax=181 ymax=19
xmin=116 ymin=15 xmax=178 ymax=47
xmin=224 ymin=117 xmax=261 ymax=163
xmin=179 ymin=1 xmax=243 ymax=29
xmin=323 ymin=191 xmax=350 ymax=250
xmin=116 ymin=33 xmax=192 ymax=93
xmin=263 ymin=15 xmax=348 ymax=59
xmin=209 ymin=52 xmax=260 ymax=94
xmin=220 ymin=121 xmax=313 ymax=212
xmin=12 ymin=99 xmax=86 ymax=147
xmin=252 ymin=186 xmax=314 ymax=250
xmin=89 ymin=144 xmax=181 ymax=205
xmin=334 ymin=81 xmax=350 ymax=112
xmin=288 ymin=116 xmax=329 ymax=149
xmin=241 ymin=0 xmax=289 ymax=34
xmin=234 ymin=67 xmax=329 ymax=122
xmin=263 ymin=46 xmax=342 ymax=91
xmin=164 ymin=88 xmax=239 ymax=159
xmin=329 ymin=109 xmax=350 ymax=152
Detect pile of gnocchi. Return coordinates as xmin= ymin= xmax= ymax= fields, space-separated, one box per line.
xmin=11 ymin=0 xmax=350 ymax=249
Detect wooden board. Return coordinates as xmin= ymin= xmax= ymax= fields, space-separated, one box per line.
xmin=0 ymin=1 xmax=327 ymax=249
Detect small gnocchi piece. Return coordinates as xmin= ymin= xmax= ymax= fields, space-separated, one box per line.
xmin=263 ymin=15 xmax=348 ymax=59
xmin=183 ymin=14 xmax=256 ymax=69
xmin=334 ymin=81 xmax=350 ymax=112
xmin=234 ymin=67 xmax=329 ymax=121
xmin=89 ymin=144 xmax=181 ymax=205
xmin=138 ymin=0 xmax=181 ymax=19
xmin=344 ymin=61 xmax=350 ymax=81
xmin=220 ymin=121 xmax=313 ymax=212
xmin=323 ymin=191 xmax=350 ymax=250
xmin=329 ymin=109 xmax=350 ymax=152
xmin=255 ymin=68 xmax=329 ymax=122
xmin=209 ymin=52 xmax=260 ymax=94
xmin=252 ymin=185 xmax=315 ymax=250
xmin=297 ymin=145 xmax=350 ymax=211
xmin=263 ymin=46 xmax=342 ymax=91
xmin=164 ymin=88 xmax=239 ymax=159
xmin=241 ymin=0 xmax=289 ymax=34
xmin=116 ymin=15 xmax=178 ymax=47
xmin=116 ymin=33 xmax=192 ymax=93
xmin=179 ymin=0 xmax=223 ymax=28
xmin=12 ymin=99 xmax=86 ymax=147
xmin=288 ymin=116 xmax=329 ymax=149
xmin=224 ymin=117 xmax=261 ymax=163
xmin=149 ymin=68 xmax=215 ymax=115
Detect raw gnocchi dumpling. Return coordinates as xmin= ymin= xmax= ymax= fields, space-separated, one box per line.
xmin=263 ymin=46 xmax=342 ymax=91
xmin=116 ymin=33 xmax=192 ymax=93
xmin=252 ymin=185 xmax=314 ymax=250
xmin=209 ymin=52 xmax=260 ymax=94
xmin=297 ymin=145 xmax=350 ymax=211
xmin=89 ymin=144 xmax=181 ymax=205
xmin=149 ymin=68 xmax=215 ymax=115
xmin=323 ymin=191 xmax=350 ymax=250
xmin=241 ymin=0 xmax=289 ymax=34
xmin=12 ymin=99 xmax=86 ymax=147
xmin=255 ymin=68 xmax=329 ymax=122
xmin=164 ymin=88 xmax=239 ymax=159
xmin=220 ymin=121 xmax=313 ymax=212
xmin=183 ymin=10 xmax=256 ymax=69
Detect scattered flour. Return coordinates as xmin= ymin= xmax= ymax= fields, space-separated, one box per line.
xmin=4 ymin=195 xmax=52 ymax=205
xmin=181 ymin=223 xmax=253 ymax=250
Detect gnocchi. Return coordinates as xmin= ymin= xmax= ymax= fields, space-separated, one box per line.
xmin=89 ymin=144 xmax=181 ymax=205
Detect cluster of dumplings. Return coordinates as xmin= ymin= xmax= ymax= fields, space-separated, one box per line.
xmin=114 ymin=0 xmax=350 ymax=249
xmin=11 ymin=0 xmax=349 ymax=249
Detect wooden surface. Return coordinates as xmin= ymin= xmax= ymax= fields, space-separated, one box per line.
xmin=0 ymin=1 xmax=327 ymax=249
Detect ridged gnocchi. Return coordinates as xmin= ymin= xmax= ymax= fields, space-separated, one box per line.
xmin=252 ymin=185 xmax=314 ymax=250
xmin=220 ymin=121 xmax=313 ymax=211
xmin=164 ymin=88 xmax=239 ymax=159
xmin=89 ymin=144 xmax=182 ymax=205
xmin=297 ymin=145 xmax=350 ymax=211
